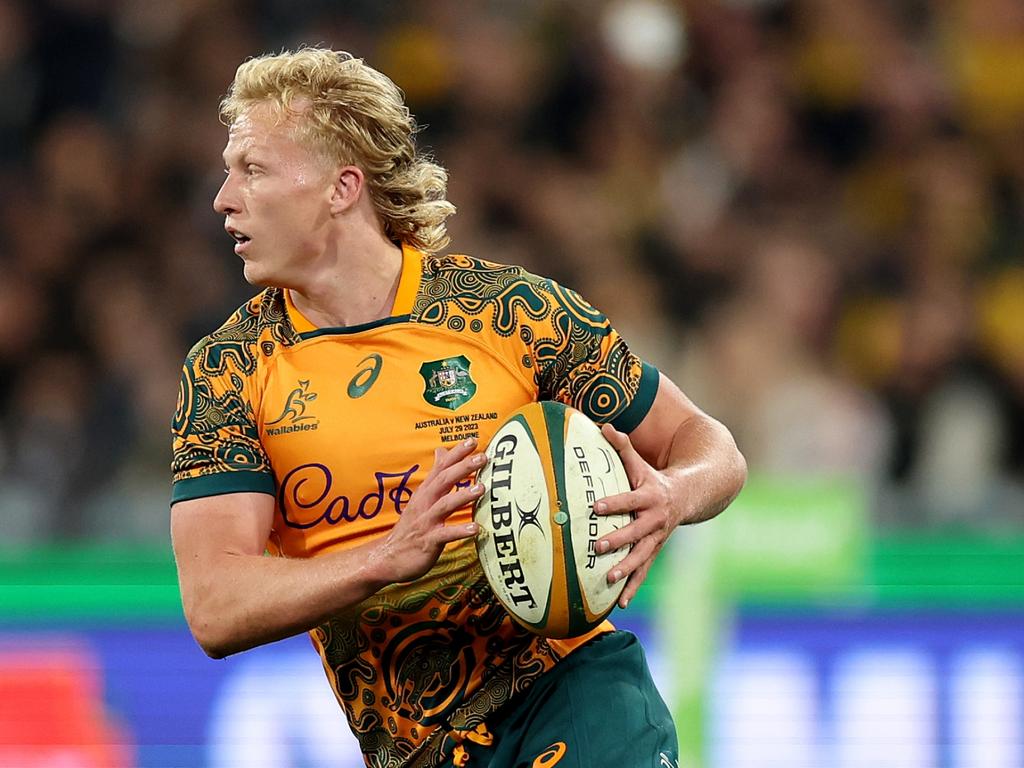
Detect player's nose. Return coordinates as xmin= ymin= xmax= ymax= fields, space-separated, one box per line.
xmin=213 ymin=173 xmax=241 ymax=215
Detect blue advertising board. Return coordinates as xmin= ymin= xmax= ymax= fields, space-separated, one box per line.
xmin=709 ymin=610 xmax=1024 ymax=768
xmin=0 ymin=614 xmax=660 ymax=768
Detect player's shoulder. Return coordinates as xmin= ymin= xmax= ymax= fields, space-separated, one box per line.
xmin=423 ymin=253 xmax=551 ymax=293
xmin=412 ymin=253 xmax=562 ymax=333
xmin=184 ymin=287 xmax=297 ymax=376
xmin=413 ymin=252 xmax=558 ymax=312
xmin=414 ymin=252 xmax=608 ymax=334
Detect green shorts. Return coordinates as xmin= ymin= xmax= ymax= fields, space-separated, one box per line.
xmin=441 ymin=630 xmax=678 ymax=768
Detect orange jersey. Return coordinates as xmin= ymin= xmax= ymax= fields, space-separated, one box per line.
xmin=171 ymin=246 xmax=659 ymax=767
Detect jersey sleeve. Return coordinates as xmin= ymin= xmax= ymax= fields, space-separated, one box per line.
xmin=170 ymin=339 xmax=274 ymax=504
xmin=530 ymin=279 xmax=660 ymax=433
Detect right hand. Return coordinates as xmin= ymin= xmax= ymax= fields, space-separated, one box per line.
xmin=372 ymin=437 xmax=487 ymax=584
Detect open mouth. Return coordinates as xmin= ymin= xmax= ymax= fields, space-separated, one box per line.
xmin=227 ymin=227 xmax=252 ymax=253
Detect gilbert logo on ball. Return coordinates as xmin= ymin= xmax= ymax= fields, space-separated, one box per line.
xmin=474 ymin=401 xmax=633 ymax=638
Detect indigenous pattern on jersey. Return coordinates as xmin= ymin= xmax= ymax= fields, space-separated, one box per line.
xmin=171 ymin=246 xmax=660 ymax=768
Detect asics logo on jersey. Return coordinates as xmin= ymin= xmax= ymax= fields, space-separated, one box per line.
xmin=348 ymin=353 xmax=383 ymax=398
xmin=266 ymin=380 xmax=319 ymax=432
xmin=532 ymin=742 xmax=566 ymax=767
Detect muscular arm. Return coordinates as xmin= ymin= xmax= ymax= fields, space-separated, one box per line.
xmin=171 ymin=440 xmax=485 ymax=659
xmin=596 ymin=373 xmax=747 ymax=606
xmin=627 ymin=372 xmax=747 ymax=525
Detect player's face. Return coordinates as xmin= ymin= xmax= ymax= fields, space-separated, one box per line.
xmin=214 ymin=102 xmax=336 ymax=287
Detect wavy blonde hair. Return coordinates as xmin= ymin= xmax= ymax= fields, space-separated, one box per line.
xmin=220 ymin=48 xmax=455 ymax=254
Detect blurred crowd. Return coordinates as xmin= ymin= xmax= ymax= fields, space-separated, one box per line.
xmin=0 ymin=0 xmax=1022 ymax=544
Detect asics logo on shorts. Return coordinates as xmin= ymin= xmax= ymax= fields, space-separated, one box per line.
xmin=532 ymin=742 xmax=566 ymax=767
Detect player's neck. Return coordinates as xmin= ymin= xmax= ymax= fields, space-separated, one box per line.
xmin=288 ymin=231 xmax=404 ymax=329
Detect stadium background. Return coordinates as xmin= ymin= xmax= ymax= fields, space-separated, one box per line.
xmin=0 ymin=0 xmax=1022 ymax=765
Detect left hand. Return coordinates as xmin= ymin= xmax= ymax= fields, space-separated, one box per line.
xmin=593 ymin=423 xmax=680 ymax=609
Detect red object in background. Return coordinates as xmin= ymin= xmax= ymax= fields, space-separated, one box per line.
xmin=0 ymin=647 xmax=134 ymax=767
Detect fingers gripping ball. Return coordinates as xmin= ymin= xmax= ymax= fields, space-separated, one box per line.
xmin=473 ymin=401 xmax=632 ymax=638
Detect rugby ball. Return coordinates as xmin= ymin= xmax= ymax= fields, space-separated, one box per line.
xmin=473 ymin=401 xmax=633 ymax=638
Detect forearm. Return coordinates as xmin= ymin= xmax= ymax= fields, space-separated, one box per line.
xmin=173 ymin=443 xmax=483 ymax=659
xmin=594 ymin=404 xmax=746 ymax=606
xmin=660 ymin=412 xmax=747 ymax=525
xmin=177 ymin=540 xmax=390 ymax=659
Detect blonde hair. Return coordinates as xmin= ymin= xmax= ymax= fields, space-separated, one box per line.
xmin=220 ymin=48 xmax=455 ymax=254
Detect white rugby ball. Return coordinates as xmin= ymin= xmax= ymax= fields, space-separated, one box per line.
xmin=473 ymin=401 xmax=633 ymax=638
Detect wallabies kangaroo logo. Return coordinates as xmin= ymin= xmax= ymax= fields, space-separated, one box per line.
xmin=267 ymin=380 xmax=318 ymax=426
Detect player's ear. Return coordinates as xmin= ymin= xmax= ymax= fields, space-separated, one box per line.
xmin=329 ymin=166 xmax=364 ymax=214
